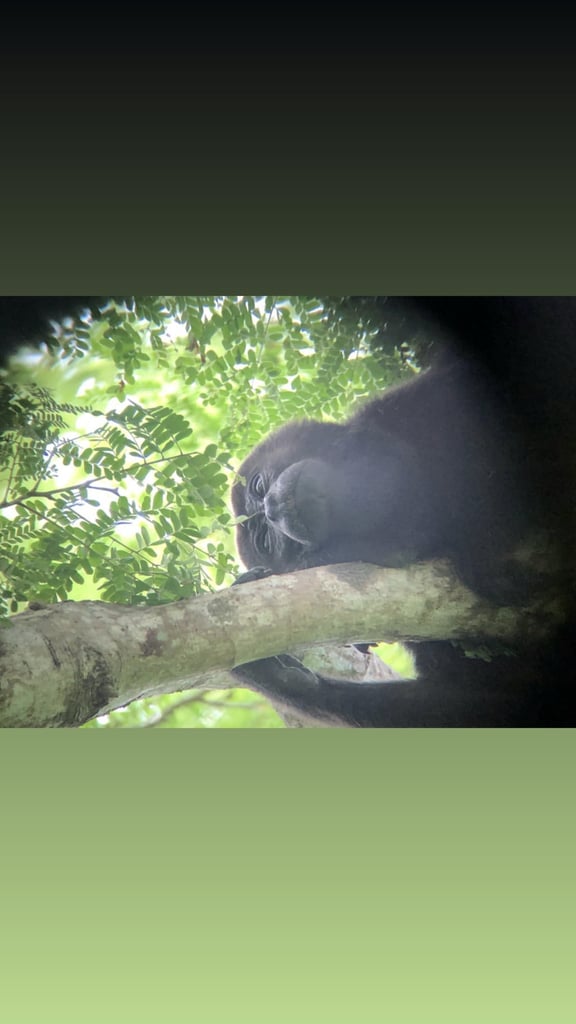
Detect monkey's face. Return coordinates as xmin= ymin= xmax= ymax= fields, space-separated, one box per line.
xmin=232 ymin=457 xmax=339 ymax=573
xmin=231 ymin=419 xmax=347 ymax=574
xmin=231 ymin=416 xmax=433 ymax=576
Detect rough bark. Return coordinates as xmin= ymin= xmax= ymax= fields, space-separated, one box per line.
xmin=0 ymin=561 xmax=565 ymax=727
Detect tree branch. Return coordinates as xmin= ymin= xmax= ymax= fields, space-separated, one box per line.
xmin=0 ymin=561 xmax=565 ymax=727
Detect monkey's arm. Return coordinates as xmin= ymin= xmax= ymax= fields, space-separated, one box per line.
xmin=231 ymin=654 xmax=533 ymax=727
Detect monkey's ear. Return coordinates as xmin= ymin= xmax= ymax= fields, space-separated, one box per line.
xmin=232 ymin=566 xmax=274 ymax=586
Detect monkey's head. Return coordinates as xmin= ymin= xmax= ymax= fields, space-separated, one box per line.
xmin=231 ymin=414 xmax=431 ymax=576
xmin=231 ymin=419 xmax=346 ymax=574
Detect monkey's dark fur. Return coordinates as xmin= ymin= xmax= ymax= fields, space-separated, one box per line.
xmin=233 ymin=360 xmax=535 ymax=591
xmin=231 ymin=300 xmax=576 ymax=727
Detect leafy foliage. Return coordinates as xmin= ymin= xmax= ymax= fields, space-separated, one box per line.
xmin=1 ymin=296 xmax=411 ymax=726
xmin=0 ymin=387 xmax=234 ymax=611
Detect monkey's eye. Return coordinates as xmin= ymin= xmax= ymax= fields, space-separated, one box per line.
xmin=250 ymin=473 xmax=267 ymax=499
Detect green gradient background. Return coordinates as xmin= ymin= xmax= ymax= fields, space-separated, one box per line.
xmin=3 ymin=732 xmax=575 ymax=1023
xmin=2 ymin=43 xmax=576 ymax=1024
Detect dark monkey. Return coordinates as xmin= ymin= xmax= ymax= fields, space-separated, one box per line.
xmin=233 ymin=359 xmax=531 ymax=589
xmin=231 ymin=299 xmax=576 ymax=727
xmin=2 ymin=297 xmax=574 ymax=725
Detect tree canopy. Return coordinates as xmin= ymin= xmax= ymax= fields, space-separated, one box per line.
xmin=1 ymin=296 xmax=415 ymax=727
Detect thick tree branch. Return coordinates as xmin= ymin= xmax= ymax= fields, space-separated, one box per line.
xmin=0 ymin=561 xmax=565 ymax=727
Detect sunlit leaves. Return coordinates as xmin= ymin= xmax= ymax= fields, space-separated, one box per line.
xmin=1 ymin=295 xmax=410 ymax=725
xmin=2 ymin=296 xmax=407 ymax=621
xmin=0 ymin=383 xmax=234 ymax=617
